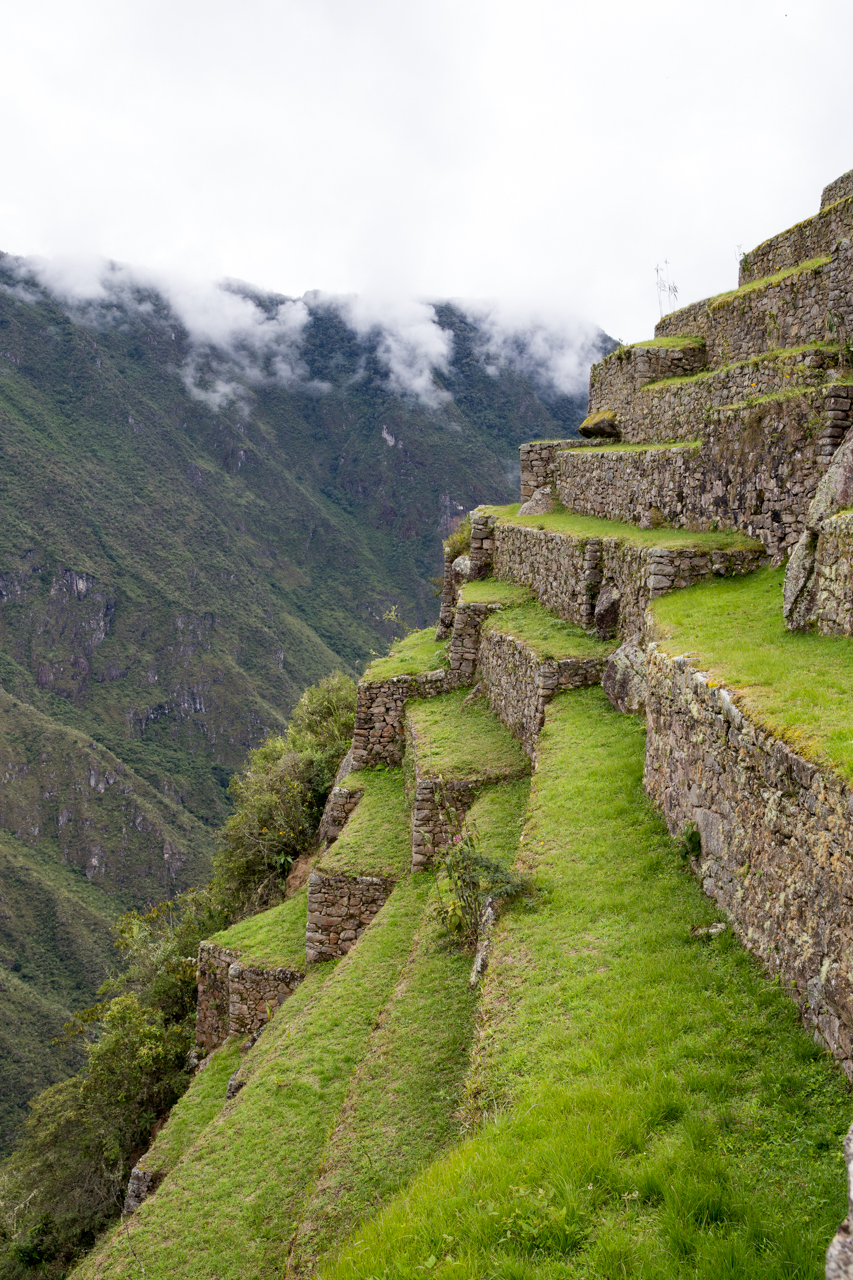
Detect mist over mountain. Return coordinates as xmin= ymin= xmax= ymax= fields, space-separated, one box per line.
xmin=0 ymin=251 xmax=610 ymax=1142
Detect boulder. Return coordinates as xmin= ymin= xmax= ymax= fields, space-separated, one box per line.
xmin=594 ymin=583 xmax=621 ymax=640
xmin=602 ymin=637 xmax=646 ymax=714
xmin=451 ymin=554 xmax=473 ymax=581
xmin=578 ymin=410 xmax=621 ymax=440
xmin=518 ymin=487 xmax=554 ymax=517
xmin=807 ymin=431 xmax=853 ymax=529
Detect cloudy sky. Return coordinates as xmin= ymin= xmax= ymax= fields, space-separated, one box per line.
xmin=1 ymin=0 xmax=851 ymax=351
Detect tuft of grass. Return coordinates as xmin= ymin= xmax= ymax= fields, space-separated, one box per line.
xmin=364 ymin=629 xmax=449 ymax=682
xmin=709 ymin=255 xmax=831 ymax=310
xmin=316 ymin=768 xmax=412 ymax=879
xmin=483 ymin=503 xmax=762 ymax=551
xmin=206 ymin=886 xmax=308 ymax=970
xmin=651 ymin=565 xmax=853 ymax=782
xmin=406 ymin=691 xmax=530 ymax=782
xmin=320 ymin=688 xmax=851 ymax=1280
xmin=483 ymin=602 xmax=612 ymax=662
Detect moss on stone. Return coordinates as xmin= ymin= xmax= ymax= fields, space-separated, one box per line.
xmin=709 ymin=255 xmax=831 ymax=311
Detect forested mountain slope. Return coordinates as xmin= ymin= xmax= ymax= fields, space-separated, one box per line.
xmin=0 ymin=258 xmax=604 ymax=1142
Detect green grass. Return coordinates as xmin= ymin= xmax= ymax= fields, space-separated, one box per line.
xmin=572 ymin=440 xmax=702 ymax=455
xmin=459 ymin=580 xmax=533 ymax=607
xmin=708 ymin=255 xmax=831 ymax=310
xmin=134 ymin=1040 xmax=243 ymax=1177
xmin=643 ymin=341 xmax=840 ymax=392
xmin=651 ymin=566 xmax=853 ymax=782
xmin=76 ymin=877 xmax=434 ymax=1280
xmin=406 ymin=691 xmax=530 ymax=782
xmin=630 ymin=335 xmax=706 ymax=349
xmin=287 ymin=896 xmax=480 ymax=1274
xmin=206 ymin=886 xmax=308 ymax=970
xmin=317 ymin=768 xmax=412 ymax=879
xmin=320 ymin=688 xmax=851 ymax=1280
xmin=463 ymin=779 xmax=531 ymax=869
xmin=484 ymin=602 xmax=613 ymax=662
xmin=483 ymin=504 xmax=762 ymax=551
xmin=364 ymin=629 xmax=449 ymax=682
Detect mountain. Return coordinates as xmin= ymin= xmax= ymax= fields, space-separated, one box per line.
xmin=0 ymin=256 xmax=607 ymax=1142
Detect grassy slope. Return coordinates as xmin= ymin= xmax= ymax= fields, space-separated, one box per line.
xmin=206 ymin=886 xmax=308 ymax=971
xmin=650 ymin=566 xmax=853 ymax=783
xmin=78 ymin=878 xmax=431 ymax=1280
xmin=322 ymin=689 xmax=851 ymax=1280
xmin=406 ymin=690 xmax=530 ymax=780
xmin=485 ymin=503 xmax=762 ymax=550
xmin=317 ymin=769 xmax=412 ymax=879
xmin=363 ymin=629 xmax=449 ymax=681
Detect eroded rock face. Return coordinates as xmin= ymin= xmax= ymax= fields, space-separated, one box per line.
xmin=784 ymin=427 xmax=853 ymax=630
xmin=518 ymin=487 xmax=554 ymax=517
xmin=808 ymin=430 xmax=853 ymax=527
xmin=451 ymin=554 xmax=473 ymax=580
xmin=782 ymin=529 xmax=818 ymax=629
xmin=826 ymin=1122 xmax=853 ymax=1279
xmin=602 ymin=637 xmax=647 ymax=715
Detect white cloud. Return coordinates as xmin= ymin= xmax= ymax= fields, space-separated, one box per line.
xmin=459 ymin=299 xmax=603 ymax=400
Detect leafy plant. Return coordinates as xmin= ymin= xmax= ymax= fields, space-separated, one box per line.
xmin=437 ymin=794 xmax=530 ymax=945
xmin=443 ymin=515 xmax=471 ymax=563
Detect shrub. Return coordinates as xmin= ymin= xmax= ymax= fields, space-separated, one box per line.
xmin=443 ymin=514 xmax=471 ymax=563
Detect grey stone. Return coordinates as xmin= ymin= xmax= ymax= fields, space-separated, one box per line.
xmin=226 ymin=1072 xmax=245 ymax=1099
xmin=451 ymin=554 xmax=473 ymax=580
xmin=124 ymin=1165 xmax=158 ymax=1216
xmin=601 ymin=637 xmax=647 ymax=714
xmin=783 ymin=529 xmax=818 ymax=629
xmin=594 ymin=583 xmax=621 ymax=640
xmin=518 ymin=486 xmax=554 ymax=517
xmin=807 ymin=429 xmax=853 ymax=529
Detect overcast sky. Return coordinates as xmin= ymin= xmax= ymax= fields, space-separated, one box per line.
xmin=2 ymin=0 xmax=852 ymax=348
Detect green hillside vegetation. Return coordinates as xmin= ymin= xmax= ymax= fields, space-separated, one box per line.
xmin=650 ymin=566 xmax=853 ymax=782
xmin=0 ymin=267 xmax=598 ymax=1122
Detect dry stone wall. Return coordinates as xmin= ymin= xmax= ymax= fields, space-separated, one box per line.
xmin=587 ymin=342 xmax=707 ymax=424
xmin=448 ymin=600 xmax=504 ymax=677
xmin=822 ymin=171 xmax=853 ymax=211
xmin=589 ymin=347 xmax=840 ymax=445
xmin=476 ymin=628 xmax=605 ymax=757
xmin=519 ymin=440 xmax=578 ymax=500
xmin=557 ymin=390 xmax=851 ymax=558
xmin=351 ymin=668 xmax=470 ymax=768
xmin=469 ymin=512 xmax=497 ymax=577
xmin=317 ymin=783 xmax=364 ymax=848
xmin=410 ymin=777 xmax=482 ymax=871
xmin=195 ymin=943 xmax=304 ymax=1051
xmin=306 ymin=871 xmax=394 ymax=962
xmin=739 ymin=192 xmax=853 ymax=284
xmin=645 ymin=645 xmax=853 ymax=1078
xmin=656 ymin=256 xmax=833 ymax=364
xmin=810 ymin=513 xmax=853 ymax=635
xmin=492 ymin=523 xmax=764 ymax=638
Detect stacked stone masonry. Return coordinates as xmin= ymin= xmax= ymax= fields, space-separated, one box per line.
xmin=739 ymin=191 xmax=853 ymax=284
xmin=821 ymin=170 xmax=853 ymax=211
xmin=448 ymin=600 xmax=504 ymax=677
xmin=655 ymin=254 xmax=836 ymax=365
xmin=195 ymin=943 xmax=304 ymax=1051
xmin=469 ymin=512 xmax=498 ymax=577
xmin=556 ymin=390 xmax=852 ymax=559
xmin=351 ymin=668 xmax=470 ymax=768
xmin=587 ymin=341 xmax=708 ymax=426
xmin=519 ymin=439 xmax=577 ymax=500
xmin=645 ymin=646 xmax=853 ymax=1080
xmin=490 ymin=523 xmax=765 ymax=639
xmin=588 ymin=346 xmax=841 ymax=444
xmin=410 ymin=777 xmax=483 ymax=871
xmin=317 ymin=783 xmax=364 ymax=847
xmin=811 ymin=512 xmax=853 ymax=635
xmin=477 ymin=628 xmax=606 ymax=757
xmin=306 ymin=871 xmax=395 ymax=962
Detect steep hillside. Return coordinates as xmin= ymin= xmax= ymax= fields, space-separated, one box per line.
xmin=0 ymin=261 xmax=604 ymax=1139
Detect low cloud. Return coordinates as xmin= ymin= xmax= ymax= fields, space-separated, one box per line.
xmin=458 ymin=299 xmax=604 ymax=401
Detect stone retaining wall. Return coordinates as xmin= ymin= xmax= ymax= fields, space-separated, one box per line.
xmin=305 ymin=871 xmax=395 ymax=962
xmin=739 ymin=192 xmax=853 ymax=284
xmin=448 ymin=600 xmax=504 ymax=677
xmin=410 ymin=777 xmax=482 ymax=871
xmin=645 ymin=645 xmax=853 ymax=1078
xmin=557 ymin=388 xmax=852 ymax=558
xmin=435 ymin=550 xmax=458 ymax=640
xmin=587 ymin=342 xmax=707 ymax=424
xmin=351 ymin=668 xmax=471 ymax=768
xmin=477 ymin=628 xmax=606 ymax=756
xmin=655 ymin=255 xmax=832 ymax=365
xmin=811 ymin=512 xmax=853 ymax=635
xmin=492 ymin=523 xmax=764 ymax=638
xmin=520 ymin=439 xmax=576 ymax=500
xmin=589 ymin=347 xmax=840 ymax=445
xmin=195 ymin=943 xmax=304 ymax=1051
xmin=317 ymin=783 xmax=364 ymax=848
xmin=469 ymin=512 xmax=497 ymax=577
